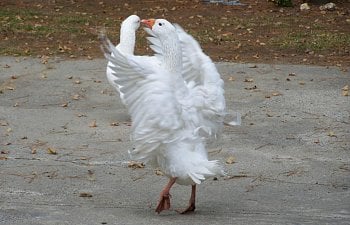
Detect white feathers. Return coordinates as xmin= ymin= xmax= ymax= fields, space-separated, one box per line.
xmin=101 ymin=18 xmax=226 ymax=185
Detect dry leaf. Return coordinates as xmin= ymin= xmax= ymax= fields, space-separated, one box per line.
xmin=0 ymin=120 xmax=8 ymax=126
xmin=245 ymin=85 xmax=257 ymax=90
xmin=228 ymin=76 xmax=235 ymax=81
xmin=31 ymin=147 xmax=37 ymax=154
xmin=89 ymin=120 xmax=97 ymax=128
xmin=47 ymin=147 xmax=57 ymax=155
xmin=328 ymin=131 xmax=337 ymax=137
xmin=127 ymin=161 xmax=145 ymax=169
xmin=244 ymin=78 xmax=254 ymax=82
xmin=79 ymin=192 xmax=93 ymax=197
xmin=72 ymin=94 xmax=80 ymax=100
xmin=76 ymin=113 xmax=86 ymax=117
xmin=342 ymin=85 xmax=349 ymax=96
xmin=75 ymin=80 xmax=81 ymax=84
xmin=6 ymin=86 xmax=15 ymax=90
xmin=61 ymin=102 xmax=68 ymax=107
xmin=266 ymin=112 xmax=274 ymax=117
xmin=271 ymin=91 xmax=282 ymax=96
xmin=110 ymin=122 xmax=119 ymax=126
xmin=0 ymin=156 xmax=8 ymax=160
xmin=299 ymin=81 xmax=305 ymax=85
xmin=226 ymin=156 xmax=236 ymax=164
xmin=155 ymin=169 xmax=164 ymax=176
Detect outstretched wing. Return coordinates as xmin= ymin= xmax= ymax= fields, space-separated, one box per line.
xmin=174 ymin=24 xmax=226 ymax=137
xmin=100 ymin=33 xmax=184 ymax=163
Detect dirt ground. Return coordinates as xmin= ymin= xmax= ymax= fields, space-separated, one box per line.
xmin=1 ymin=0 xmax=349 ymax=67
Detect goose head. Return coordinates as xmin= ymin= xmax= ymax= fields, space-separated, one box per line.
xmin=141 ymin=19 xmax=176 ymax=38
xmin=122 ymin=15 xmax=141 ymax=31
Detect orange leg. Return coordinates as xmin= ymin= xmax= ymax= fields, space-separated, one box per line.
xmin=155 ymin=177 xmax=177 ymax=214
xmin=176 ymin=184 xmax=196 ymax=214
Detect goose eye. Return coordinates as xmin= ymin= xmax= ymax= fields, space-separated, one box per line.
xmin=158 ymin=23 xmax=162 ymax=26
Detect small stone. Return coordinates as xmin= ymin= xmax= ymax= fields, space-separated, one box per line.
xmin=300 ymin=3 xmax=310 ymax=11
xmin=320 ymin=3 xmax=336 ymax=11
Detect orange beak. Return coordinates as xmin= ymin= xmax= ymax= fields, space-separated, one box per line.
xmin=141 ymin=19 xmax=155 ymax=29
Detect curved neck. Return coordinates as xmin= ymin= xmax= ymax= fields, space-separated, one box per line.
xmin=119 ymin=24 xmax=136 ymax=55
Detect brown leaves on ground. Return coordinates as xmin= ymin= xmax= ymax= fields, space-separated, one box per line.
xmin=1 ymin=0 xmax=349 ymax=66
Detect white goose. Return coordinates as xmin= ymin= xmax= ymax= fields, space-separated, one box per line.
xmin=106 ymin=15 xmax=140 ymax=103
xmin=100 ymin=19 xmax=225 ymax=214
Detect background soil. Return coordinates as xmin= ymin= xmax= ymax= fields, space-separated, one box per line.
xmin=1 ymin=0 xmax=349 ymax=67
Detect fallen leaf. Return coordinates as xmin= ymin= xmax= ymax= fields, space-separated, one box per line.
xmin=228 ymin=76 xmax=235 ymax=81
xmin=61 ymin=102 xmax=68 ymax=107
xmin=226 ymin=156 xmax=236 ymax=164
xmin=328 ymin=131 xmax=337 ymax=137
xmin=0 ymin=120 xmax=8 ymax=126
xmin=155 ymin=169 xmax=164 ymax=176
xmin=266 ymin=112 xmax=274 ymax=117
xmin=6 ymin=86 xmax=15 ymax=90
xmin=89 ymin=120 xmax=97 ymax=128
xmin=244 ymin=78 xmax=254 ymax=82
xmin=79 ymin=192 xmax=93 ymax=197
xmin=47 ymin=147 xmax=57 ymax=155
xmin=31 ymin=147 xmax=37 ymax=154
xmin=110 ymin=122 xmax=119 ymax=126
xmin=244 ymin=85 xmax=257 ymax=90
xmin=72 ymin=94 xmax=80 ymax=100
xmin=75 ymin=80 xmax=81 ymax=84
xmin=0 ymin=156 xmax=8 ymax=160
xmin=128 ymin=161 xmax=145 ymax=169
xmin=76 ymin=113 xmax=87 ymax=117
xmin=342 ymin=85 xmax=349 ymax=96
xmin=271 ymin=91 xmax=282 ymax=96
xmin=299 ymin=81 xmax=305 ymax=85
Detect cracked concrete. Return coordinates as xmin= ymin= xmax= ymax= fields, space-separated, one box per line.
xmin=0 ymin=57 xmax=349 ymax=224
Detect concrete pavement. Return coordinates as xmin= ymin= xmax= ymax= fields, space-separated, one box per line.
xmin=0 ymin=56 xmax=349 ymax=224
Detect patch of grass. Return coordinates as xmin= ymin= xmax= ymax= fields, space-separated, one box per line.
xmin=270 ymin=31 xmax=350 ymax=52
xmin=57 ymin=16 xmax=90 ymax=25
